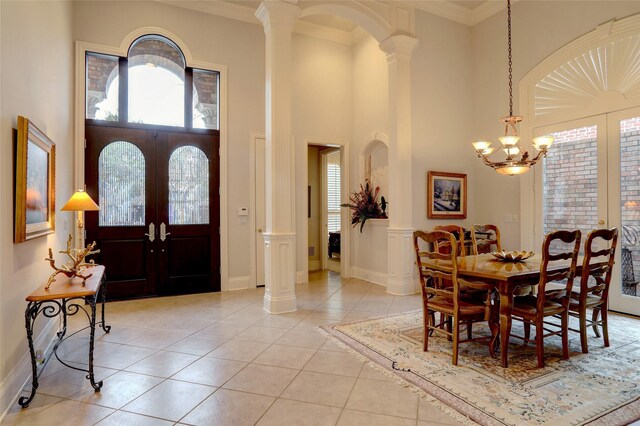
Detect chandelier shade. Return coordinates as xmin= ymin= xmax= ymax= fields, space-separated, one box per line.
xmin=472 ymin=0 xmax=553 ymax=176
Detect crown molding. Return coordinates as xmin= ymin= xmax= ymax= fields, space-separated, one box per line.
xmin=156 ymin=0 xmax=507 ymax=47
xmin=156 ymin=0 xmax=258 ymax=25
xmin=294 ymin=19 xmax=356 ymax=45
xmin=396 ymin=0 xmax=512 ymax=27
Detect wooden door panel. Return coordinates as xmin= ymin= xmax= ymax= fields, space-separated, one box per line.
xmin=156 ymin=130 xmax=219 ymax=295
xmin=98 ymin=240 xmax=148 ymax=279
xmin=86 ymin=124 xmax=220 ymax=300
xmin=168 ymin=237 xmax=211 ymax=276
xmin=85 ymin=125 xmax=156 ymax=300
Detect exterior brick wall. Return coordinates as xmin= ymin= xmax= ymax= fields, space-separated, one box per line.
xmin=86 ymin=54 xmax=118 ymax=118
xmin=544 ymin=119 xmax=640 ymax=290
xmin=544 ymin=125 xmax=599 ymax=240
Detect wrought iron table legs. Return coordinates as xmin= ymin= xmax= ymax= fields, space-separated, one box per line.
xmin=19 ymin=279 xmax=110 ymax=408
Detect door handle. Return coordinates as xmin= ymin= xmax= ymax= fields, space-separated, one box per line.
xmin=257 ymin=227 xmax=263 ymax=233
xmin=598 ymin=220 xmax=605 ymax=226
xmin=144 ymin=223 xmax=155 ymax=242
xmin=160 ymin=222 xmax=171 ymax=241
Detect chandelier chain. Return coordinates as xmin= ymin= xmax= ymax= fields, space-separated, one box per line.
xmin=507 ymin=0 xmax=513 ymax=117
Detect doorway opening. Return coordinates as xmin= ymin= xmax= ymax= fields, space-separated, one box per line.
xmin=535 ymin=109 xmax=640 ymax=316
xmin=308 ymin=144 xmax=344 ymax=275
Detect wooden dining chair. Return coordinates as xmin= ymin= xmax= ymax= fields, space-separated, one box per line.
xmin=433 ymin=225 xmax=467 ymax=257
xmin=471 ymin=224 xmax=501 ymax=255
xmin=567 ymin=228 xmax=618 ymax=353
xmin=413 ymin=230 xmax=494 ymax=365
xmin=510 ymin=230 xmax=581 ymax=368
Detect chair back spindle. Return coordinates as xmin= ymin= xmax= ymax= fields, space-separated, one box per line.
xmin=471 ymin=224 xmax=501 ymax=255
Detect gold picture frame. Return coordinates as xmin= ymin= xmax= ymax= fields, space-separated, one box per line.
xmin=427 ymin=171 xmax=467 ymax=219
xmin=14 ymin=116 xmax=56 ymax=243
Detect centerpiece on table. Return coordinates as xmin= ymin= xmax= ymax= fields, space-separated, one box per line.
xmin=341 ymin=181 xmax=387 ymax=233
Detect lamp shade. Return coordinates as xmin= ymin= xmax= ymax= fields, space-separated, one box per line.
xmin=61 ymin=190 xmax=99 ymax=211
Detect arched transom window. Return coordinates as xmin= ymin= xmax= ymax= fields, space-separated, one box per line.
xmin=86 ymin=34 xmax=219 ymax=129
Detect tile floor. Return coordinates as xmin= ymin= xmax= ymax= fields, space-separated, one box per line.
xmin=3 ymin=271 xmax=464 ymax=426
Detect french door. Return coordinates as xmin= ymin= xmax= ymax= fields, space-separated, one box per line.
xmin=535 ymin=107 xmax=640 ymax=316
xmin=85 ymin=124 xmax=220 ymax=300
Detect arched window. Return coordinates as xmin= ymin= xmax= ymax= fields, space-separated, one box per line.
xmin=128 ymin=36 xmax=185 ymax=127
xmin=98 ymin=141 xmax=145 ymax=226
xmin=169 ymin=146 xmax=209 ymax=225
xmin=86 ymin=35 xmax=219 ymax=129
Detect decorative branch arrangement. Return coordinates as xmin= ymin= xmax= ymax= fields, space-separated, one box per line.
xmin=342 ymin=181 xmax=387 ymax=233
xmin=45 ymin=235 xmax=100 ymax=289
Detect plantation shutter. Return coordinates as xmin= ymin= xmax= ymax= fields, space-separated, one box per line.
xmin=326 ymin=151 xmax=341 ymax=233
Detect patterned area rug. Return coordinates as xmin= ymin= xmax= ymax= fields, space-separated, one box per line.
xmin=321 ymin=311 xmax=640 ymax=426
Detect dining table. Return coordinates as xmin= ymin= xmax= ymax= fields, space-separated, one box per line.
xmin=423 ymin=252 xmax=580 ymax=368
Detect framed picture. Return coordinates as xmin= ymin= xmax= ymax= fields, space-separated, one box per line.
xmin=14 ymin=116 xmax=56 ymax=243
xmin=427 ymin=171 xmax=467 ymax=219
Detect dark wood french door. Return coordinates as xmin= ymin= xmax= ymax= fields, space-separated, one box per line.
xmin=85 ymin=124 xmax=220 ymax=300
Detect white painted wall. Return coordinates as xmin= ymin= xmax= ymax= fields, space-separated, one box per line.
xmin=411 ymin=11 xmax=474 ymax=232
xmin=471 ymin=1 xmax=640 ymax=251
xmin=73 ymin=0 xmax=266 ymax=280
xmin=292 ymin=33 xmax=352 ymax=279
xmin=351 ymin=35 xmax=389 ymax=280
xmin=0 ymin=0 xmax=74 ymax=415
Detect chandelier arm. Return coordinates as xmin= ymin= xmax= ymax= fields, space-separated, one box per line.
xmin=528 ymin=149 xmax=548 ymax=164
xmin=478 ymin=153 xmax=509 ymax=170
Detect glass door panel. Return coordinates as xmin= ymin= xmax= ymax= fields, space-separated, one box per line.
xmin=620 ymin=117 xmax=640 ymax=298
xmin=609 ymin=109 xmax=640 ymax=315
xmin=535 ymin=116 xmax=607 ymax=253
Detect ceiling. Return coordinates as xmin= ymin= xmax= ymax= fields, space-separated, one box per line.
xmin=158 ymin=0 xmax=508 ymax=44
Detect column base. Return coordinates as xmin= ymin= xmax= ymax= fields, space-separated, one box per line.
xmin=387 ymin=227 xmax=417 ymax=295
xmin=263 ymin=232 xmax=297 ymax=314
xmin=263 ymin=293 xmax=297 ymax=314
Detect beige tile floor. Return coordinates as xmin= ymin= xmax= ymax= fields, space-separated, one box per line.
xmin=2 ymin=271 xmax=466 ymax=426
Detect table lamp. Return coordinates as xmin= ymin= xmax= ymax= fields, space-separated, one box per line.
xmin=61 ymin=189 xmax=99 ymax=242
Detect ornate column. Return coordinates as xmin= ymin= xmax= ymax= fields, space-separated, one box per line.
xmin=256 ymin=1 xmax=300 ymax=313
xmin=380 ymin=35 xmax=419 ymax=295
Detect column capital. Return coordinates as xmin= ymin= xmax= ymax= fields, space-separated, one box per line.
xmin=256 ymin=0 xmax=301 ymax=33
xmin=379 ymin=34 xmax=419 ymax=61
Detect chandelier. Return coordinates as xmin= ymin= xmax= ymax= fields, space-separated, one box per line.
xmin=472 ymin=0 xmax=553 ymax=176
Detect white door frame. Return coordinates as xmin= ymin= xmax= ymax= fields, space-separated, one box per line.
xmin=532 ymin=109 xmax=640 ymax=315
xmin=606 ymin=106 xmax=640 ymax=314
xmin=74 ymin=27 xmax=229 ymax=290
xmin=249 ymin=132 xmax=265 ymax=289
xmin=303 ymin=138 xmax=350 ymax=279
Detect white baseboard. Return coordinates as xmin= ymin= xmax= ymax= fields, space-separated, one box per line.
xmin=350 ymin=267 xmax=388 ymax=288
xmin=228 ymin=276 xmax=251 ymax=291
xmin=0 ymin=316 xmax=58 ymax=422
xmin=308 ymin=260 xmax=321 ymax=271
xmin=296 ymin=270 xmax=307 ymax=284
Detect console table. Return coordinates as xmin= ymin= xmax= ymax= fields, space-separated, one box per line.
xmin=20 ymin=265 xmax=110 ymax=408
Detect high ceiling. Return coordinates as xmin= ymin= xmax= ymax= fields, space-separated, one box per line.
xmin=158 ymin=0 xmax=507 ymax=43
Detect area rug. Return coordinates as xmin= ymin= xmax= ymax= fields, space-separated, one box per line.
xmin=321 ymin=311 xmax=640 ymax=426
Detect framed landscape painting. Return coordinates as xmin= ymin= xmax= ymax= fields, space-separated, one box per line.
xmin=14 ymin=116 xmax=56 ymax=243
xmin=427 ymin=171 xmax=467 ymax=219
